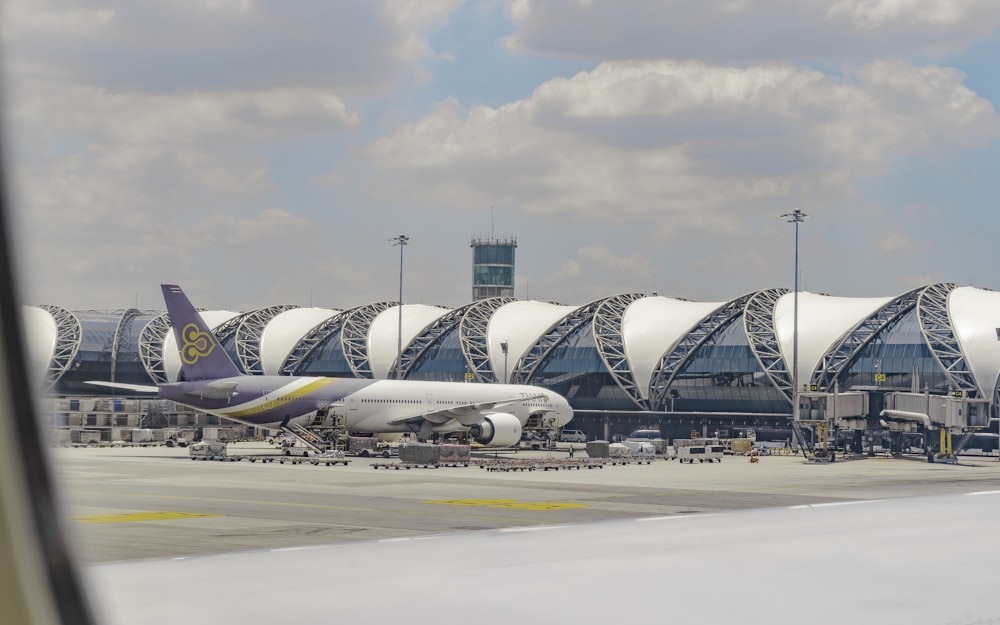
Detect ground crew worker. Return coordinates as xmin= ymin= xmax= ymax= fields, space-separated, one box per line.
xmin=569 ymin=445 xmax=574 ymax=458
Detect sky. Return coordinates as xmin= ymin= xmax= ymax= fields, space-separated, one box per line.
xmin=1 ymin=0 xmax=999 ymax=312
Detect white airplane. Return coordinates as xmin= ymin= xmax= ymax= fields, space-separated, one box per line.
xmin=90 ymin=284 xmax=573 ymax=447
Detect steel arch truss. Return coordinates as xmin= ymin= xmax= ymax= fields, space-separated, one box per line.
xmin=110 ymin=309 xmax=142 ymax=383
xmin=811 ymin=287 xmax=922 ymax=391
xmin=743 ymin=288 xmax=794 ymax=401
xmin=648 ymin=293 xmax=757 ymax=410
xmin=280 ymin=311 xmax=347 ymax=375
xmin=917 ymin=283 xmax=979 ymax=397
xmin=235 ymin=305 xmax=298 ymax=375
xmin=398 ymin=304 xmax=472 ymax=380
xmin=342 ymin=302 xmax=395 ymax=378
xmin=38 ymin=305 xmax=82 ymax=392
xmin=138 ymin=313 xmax=172 ymax=383
xmin=592 ymin=293 xmax=647 ymax=410
xmin=210 ymin=313 xmax=246 ymax=348
xmin=511 ymin=298 xmax=607 ymax=385
xmin=459 ymin=298 xmax=515 ymax=382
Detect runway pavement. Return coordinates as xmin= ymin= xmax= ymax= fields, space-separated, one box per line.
xmin=49 ymin=443 xmax=1000 ymax=563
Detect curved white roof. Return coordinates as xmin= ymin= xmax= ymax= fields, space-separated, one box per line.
xmin=948 ymin=286 xmax=1000 ymax=396
xmin=164 ymin=311 xmax=243 ymax=382
xmin=622 ymin=297 xmax=724 ymax=399
xmin=260 ymin=308 xmax=339 ymax=375
xmin=488 ymin=301 xmax=580 ymax=381
xmin=22 ymin=306 xmax=58 ymax=388
xmin=369 ymin=305 xmax=451 ymax=379
xmin=774 ymin=292 xmax=892 ymax=387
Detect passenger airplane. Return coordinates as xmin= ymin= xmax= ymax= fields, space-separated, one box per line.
xmin=90 ymin=284 xmax=573 ymax=447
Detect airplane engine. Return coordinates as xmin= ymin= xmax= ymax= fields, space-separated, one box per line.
xmin=469 ymin=413 xmax=522 ymax=447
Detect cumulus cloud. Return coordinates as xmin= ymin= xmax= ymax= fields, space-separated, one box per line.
xmin=365 ymin=58 xmax=997 ymax=232
xmin=10 ymin=81 xmax=360 ymax=150
xmin=503 ymin=0 xmax=1000 ymax=62
xmin=539 ymin=244 xmax=655 ymax=302
xmin=5 ymin=1 xmax=999 ymax=308
xmin=2 ymin=0 xmax=437 ymax=307
xmin=7 ymin=79 xmax=362 ymax=236
xmin=879 ymin=230 xmax=926 ymax=254
xmin=2 ymin=0 xmax=456 ymax=93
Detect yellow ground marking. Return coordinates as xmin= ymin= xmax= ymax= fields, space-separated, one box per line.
xmin=75 ymin=490 xmax=376 ymax=514
xmin=424 ymin=499 xmax=588 ymax=511
xmin=72 ymin=491 xmax=544 ymax=525
xmin=73 ymin=511 xmax=221 ymax=524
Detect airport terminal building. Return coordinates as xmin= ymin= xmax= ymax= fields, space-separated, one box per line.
xmin=22 ymin=282 xmax=1000 ymax=443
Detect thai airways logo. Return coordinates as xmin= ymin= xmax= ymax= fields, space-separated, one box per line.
xmin=181 ymin=323 xmax=214 ymax=364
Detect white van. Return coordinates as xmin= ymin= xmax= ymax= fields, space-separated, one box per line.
xmin=559 ymin=429 xmax=587 ymax=443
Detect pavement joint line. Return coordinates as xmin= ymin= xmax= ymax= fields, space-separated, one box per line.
xmin=271 ymin=546 xmax=325 ymax=552
xmin=635 ymin=513 xmax=719 ymax=522
xmin=498 ymin=525 xmax=563 ymax=533
xmin=789 ymin=499 xmax=882 ymax=509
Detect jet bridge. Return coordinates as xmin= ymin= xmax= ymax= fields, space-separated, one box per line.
xmin=880 ymin=392 xmax=990 ymax=461
xmin=794 ymin=391 xmax=869 ymax=459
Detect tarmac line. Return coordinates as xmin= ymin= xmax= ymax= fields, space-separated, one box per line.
xmin=73 ymin=511 xmax=221 ymax=524
xmin=423 ymin=498 xmax=588 ymax=510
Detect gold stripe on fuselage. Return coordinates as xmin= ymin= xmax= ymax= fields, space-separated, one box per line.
xmin=223 ymin=378 xmax=335 ymax=418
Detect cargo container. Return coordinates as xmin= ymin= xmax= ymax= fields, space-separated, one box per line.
xmin=130 ymin=429 xmax=154 ymax=443
xmin=439 ymin=444 xmax=470 ymax=465
xmin=586 ymin=440 xmax=610 ymax=458
xmin=399 ymin=442 xmax=441 ymax=465
xmin=189 ymin=440 xmax=228 ymax=461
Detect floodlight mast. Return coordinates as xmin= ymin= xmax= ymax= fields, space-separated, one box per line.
xmin=500 ymin=340 xmax=509 ymax=384
xmin=389 ymin=234 xmax=409 ymax=380
xmin=781 ymin=209 xmax=807 ymax=420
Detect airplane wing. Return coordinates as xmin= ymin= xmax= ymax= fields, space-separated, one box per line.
xmin=85 ymin=381 xmax=159 ymax=393
xmin=387 ymin=393 xmax=548 ymax=426
xmin=85 ymin=491 xmax=1000 ymax=625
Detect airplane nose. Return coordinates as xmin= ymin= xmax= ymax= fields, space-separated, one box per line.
xmin=557 ymin=402 xmax=573 ymax=427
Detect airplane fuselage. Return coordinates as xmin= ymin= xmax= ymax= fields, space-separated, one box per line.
xmin=159 ymin=376 xmax=573 ymax=434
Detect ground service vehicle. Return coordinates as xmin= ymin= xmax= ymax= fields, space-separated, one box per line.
xmin=560 ymin=429 xmax=587 ymax=443
xmin=677 ymin=444 xmax=707 ymax=463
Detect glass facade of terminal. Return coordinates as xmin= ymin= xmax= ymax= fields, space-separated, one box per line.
xmin=666 ymin=317 xmax=788 ymax=414
xmin=837 ymin=310 xmax=947 ymax=393
xmin=407 ymin=326 xmax=469 ymax=382
xmin=57 ymin=311 xmax=119 ymax=394
xmin=528 ymin=323 xmax=635 ymax=411
xmin=296 ymin=329 xmax=355 ymax=376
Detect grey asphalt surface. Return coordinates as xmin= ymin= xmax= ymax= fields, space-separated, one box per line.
xmin=51 ymin=443 xmax=1000 ymax=563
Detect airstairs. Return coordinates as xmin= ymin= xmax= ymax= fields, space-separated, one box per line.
xmin=279 ymin=409 xmax=348 ymax=453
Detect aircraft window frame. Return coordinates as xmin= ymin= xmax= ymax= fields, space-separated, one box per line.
xmin=1 ymin=163 xmax=99 ymax=624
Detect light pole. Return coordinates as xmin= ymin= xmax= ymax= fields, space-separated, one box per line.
xmin=500 ymin=341 xmax=509 ymax=384
xmin=389 ymin=234 xmax=409 ymax=380
xmin=781 ymin=209 xmax=807 ymax=421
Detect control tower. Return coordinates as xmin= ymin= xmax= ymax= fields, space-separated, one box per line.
xmin=471 ymin=236 xmax=517 ymax=300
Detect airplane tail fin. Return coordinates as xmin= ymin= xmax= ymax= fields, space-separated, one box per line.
xmin=161 ymin=284 xmax=242 ymax=381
